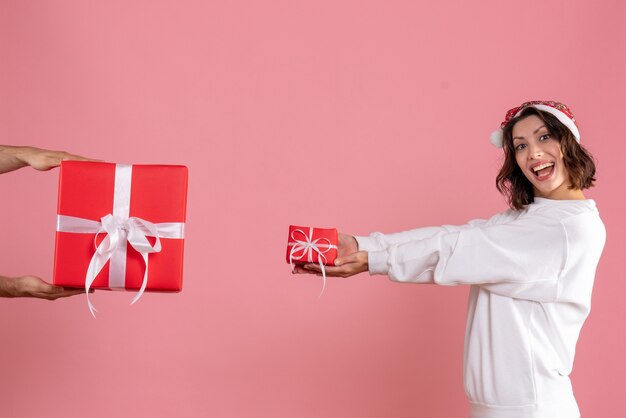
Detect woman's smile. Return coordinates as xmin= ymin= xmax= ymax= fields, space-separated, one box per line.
xmin=530 ymin=160 xmax=555 ymax=181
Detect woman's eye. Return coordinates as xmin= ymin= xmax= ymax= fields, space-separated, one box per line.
xmin=539 ymin=134 xmax=552 ymax=141
xmin=515 ymin=144 xmax=527 ymax=151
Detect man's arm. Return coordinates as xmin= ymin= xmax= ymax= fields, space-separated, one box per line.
xmin=0 ymin=275 xmax=85 ymax=300
xmin=0 ymin=145 xmax=92 ymax=173
xmin=0 ymin=145 xmax=96 ymax=299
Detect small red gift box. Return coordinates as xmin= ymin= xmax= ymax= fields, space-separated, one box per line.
xmin=53 ymin=161 xmax=188 ymax=305
xmin=286 ymin=225 xmax=338 ymax=268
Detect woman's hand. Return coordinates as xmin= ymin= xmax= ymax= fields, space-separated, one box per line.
xmin=0 ymin=275 xmax=86 ymax=300
xmin=293 ymin=233 xmax=369 ymax=278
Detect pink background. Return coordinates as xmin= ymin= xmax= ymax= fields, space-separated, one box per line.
xmin=1 ymin=1 xmax=624 ymax=417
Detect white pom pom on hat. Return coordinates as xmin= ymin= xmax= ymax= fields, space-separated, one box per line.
xmin=491 ymin=101 xmax=580 ymax=148
xmin=490 ymin=130 xmax=504 ymax=148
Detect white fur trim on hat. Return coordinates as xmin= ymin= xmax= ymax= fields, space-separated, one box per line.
xmin=525 ymin=104 xmax=580 ymax=143
xmin=490 ymin=102 xmax=581 ymax=148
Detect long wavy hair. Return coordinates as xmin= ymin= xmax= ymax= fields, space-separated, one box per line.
xmin=496 ymin=107 xmax=597 ymax=210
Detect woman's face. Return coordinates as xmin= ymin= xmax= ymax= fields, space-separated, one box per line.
xmin=511 ymin=114 xmax=574 ymax=200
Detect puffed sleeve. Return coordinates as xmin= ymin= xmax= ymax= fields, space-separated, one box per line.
xmin=479 ymin=212 xmax=605 ymax=303
xmin=355 ymin=218 xmax=492 ymax=252
xmin=366 ymin=214 xmax=568 ymax=302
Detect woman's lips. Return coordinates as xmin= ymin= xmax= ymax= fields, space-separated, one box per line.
xmin=529 ymin=160 xmax=555 ymax=182
xmin=533 ymin=165 xmax=555 ymax=181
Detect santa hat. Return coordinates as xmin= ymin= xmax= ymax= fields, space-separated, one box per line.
xmin=490 ymin=100 xmax=580 ymax=148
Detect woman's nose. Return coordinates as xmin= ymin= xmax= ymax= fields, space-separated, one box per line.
xmin=528 ymin=145 xmax=544 ymax=159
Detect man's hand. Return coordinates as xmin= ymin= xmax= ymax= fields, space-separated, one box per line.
xmin=0 ymin=145 xmax=94 ymax=173
xmin=0 ymin=146 xmax=97 ymax=301
xmin=293 ymin=233 xmax=369 ymax=278
xmin=0 ymin=275 xmax=85 ymax=300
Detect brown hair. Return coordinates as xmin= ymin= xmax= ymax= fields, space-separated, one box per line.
xmin=495 ymin=107 xmax=597 ymax=210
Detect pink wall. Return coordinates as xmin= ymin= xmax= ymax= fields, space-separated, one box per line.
xmin=1 ymin=1 xmax=624 ymax=417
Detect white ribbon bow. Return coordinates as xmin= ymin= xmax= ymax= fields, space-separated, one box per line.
xmin=57 ymin=214 xmax=184 ymax=317
xmin=288 ymin=227 xmax=337 ymax=295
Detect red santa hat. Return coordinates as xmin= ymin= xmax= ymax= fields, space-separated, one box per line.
xmin=490 ymin=100 xmax=580 ymax=147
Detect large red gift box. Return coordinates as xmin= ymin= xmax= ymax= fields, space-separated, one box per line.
xmin=286 ymin=225 xmax=338 ymax=267
xmin=53 ymin=161 xmax=188 ymax=293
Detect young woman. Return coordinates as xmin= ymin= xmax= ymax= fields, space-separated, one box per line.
xmin=295 ymin=101 xmax=606 ymax=418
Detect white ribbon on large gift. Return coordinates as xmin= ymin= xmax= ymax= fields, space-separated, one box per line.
xmin=288 ymin=227 xmax=338 ymax=295
xmin=56 ymin=164 xmax=185 ymax=317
